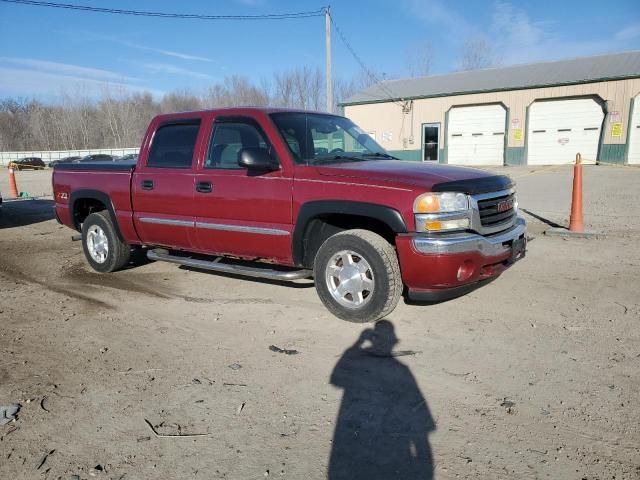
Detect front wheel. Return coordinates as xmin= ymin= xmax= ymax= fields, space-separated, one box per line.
xmin=314 ymin=229 xmax=403 ymax=323
xmin=81 ymin=211 xmax=131 ymax=273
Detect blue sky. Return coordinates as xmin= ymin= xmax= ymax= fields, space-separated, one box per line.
xmin=0 ymin=0 xmax=639 ymax=99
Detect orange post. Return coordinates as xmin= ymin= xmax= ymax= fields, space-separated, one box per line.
xmin=569 ymin=153 xmax=584 ymax=232
xmin=8 ymin=167 xmax=19 ymax=199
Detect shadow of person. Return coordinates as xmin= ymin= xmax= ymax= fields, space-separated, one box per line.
xmin=328 ymin=320 xmax=435 ymax=480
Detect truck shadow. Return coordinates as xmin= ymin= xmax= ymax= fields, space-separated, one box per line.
xmin=0 ymin=199 xmax=55 ymax=229
xmin=520 ymin=208 xmax=563 ymax=229
xmin=403 ymin=277 xmax=497 ymax=306
xmin=328 ymin=320 xmax=435 ymax=480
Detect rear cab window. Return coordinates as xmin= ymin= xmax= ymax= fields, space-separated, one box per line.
xmin=147 ymin=120 xmax=201 ymax=168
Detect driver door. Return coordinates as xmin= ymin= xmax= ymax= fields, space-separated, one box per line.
xmin=193 ymin=116 xmax=293 ymax=263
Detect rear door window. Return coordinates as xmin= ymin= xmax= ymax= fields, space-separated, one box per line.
xmin=147 ymin=121 xmax=201 ymax=168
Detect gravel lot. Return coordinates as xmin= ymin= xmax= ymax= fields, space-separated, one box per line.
xmin=1 ymin=165 xmax=639 ymax=480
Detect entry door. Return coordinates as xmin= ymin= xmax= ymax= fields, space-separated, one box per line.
xmin=193 ymin=118 xmax=293 ymax=263
xmin=422 ymin=123 xmax=440 ymax=161
xmin=132 ymin=119 xmax=202 ymax=250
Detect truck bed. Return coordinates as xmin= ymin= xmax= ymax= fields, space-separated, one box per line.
xmin=52 ymin=160 xmax=139 ymax=242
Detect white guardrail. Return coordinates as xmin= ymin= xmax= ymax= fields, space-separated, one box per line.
xmin=0 ymin=148 xmax=139 ymax=166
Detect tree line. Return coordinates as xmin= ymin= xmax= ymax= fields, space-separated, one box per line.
xmin=0 ymin=67 xmax=373 ymax=152
xmin=0 ymin=38 xmax=496 ymax=152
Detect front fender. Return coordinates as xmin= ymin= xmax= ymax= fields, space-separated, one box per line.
xmin=291 ymin=200 xmax=407 ymax=265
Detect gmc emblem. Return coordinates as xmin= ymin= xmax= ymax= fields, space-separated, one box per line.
xmin=496 ymin=198 xmax=514 ymax=213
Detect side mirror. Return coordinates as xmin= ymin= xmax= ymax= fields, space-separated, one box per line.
xmin=238 ymin=147 xmax=278 ymax=171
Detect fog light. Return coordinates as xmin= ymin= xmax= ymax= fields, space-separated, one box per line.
xmin=457 ymin=260 xmax=475 ymax=281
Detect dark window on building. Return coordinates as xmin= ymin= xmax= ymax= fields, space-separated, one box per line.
xmin=147 ymin=121 xmax=200 ymax=168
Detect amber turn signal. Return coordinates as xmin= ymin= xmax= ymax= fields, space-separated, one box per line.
xmin=415 ymin=194 xmax=440 ymax=213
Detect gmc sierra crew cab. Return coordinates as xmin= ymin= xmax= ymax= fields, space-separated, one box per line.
xmin=52 ymin=108 xmax=526 ymax=322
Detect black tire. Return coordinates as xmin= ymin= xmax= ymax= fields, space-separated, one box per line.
xmin=313 ymin=229 xmax=403 ymax=323
xmin=81 ymin=211 xmax=131 ymax=273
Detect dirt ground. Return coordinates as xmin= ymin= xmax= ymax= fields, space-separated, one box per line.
xmin=1 ymin=166 xmax=639 ymax=480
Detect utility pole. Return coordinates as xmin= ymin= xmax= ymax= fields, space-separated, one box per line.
xmin=325 ymin=6 xmax=333 ymax=113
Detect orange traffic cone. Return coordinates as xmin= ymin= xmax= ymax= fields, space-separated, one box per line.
xmin=568 ymin=153 xmax=583 ymax=232
xmin=8 ymin=167 xmax=19 ymax=199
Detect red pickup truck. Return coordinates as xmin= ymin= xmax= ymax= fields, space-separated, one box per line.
xmin=53 ymin=107 xmax=526 ymax=322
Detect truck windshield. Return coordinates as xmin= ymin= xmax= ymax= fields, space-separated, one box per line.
xmin=269 ymin=112 xmax=395 ymax=164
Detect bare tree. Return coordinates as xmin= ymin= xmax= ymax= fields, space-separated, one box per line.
xmin=273 ymin=67 xmax=324 ymax=110
xmin=160 ymin=89 xmax=202 ymax=113
xmin=202 ymin=75 xmax=270 ymax=108
xmin=273 ymin=71 xmax=295 ymax=108
xmin=0 ymin=64 xmax=384 ymax=152
xmin=460 ymin=36 xmax=496 ymax=70
xmin=406 ymin=41 xmax=433 ymax=77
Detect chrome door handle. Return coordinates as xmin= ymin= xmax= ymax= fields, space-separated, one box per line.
xmin=196 ymin=181 xmax=213 ymax=193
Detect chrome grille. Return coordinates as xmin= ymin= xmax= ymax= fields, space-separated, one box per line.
xmin=478 ymin=193 xmax=516 ymax=227
xmin=471 ymin=189 xmax=517 ymax=235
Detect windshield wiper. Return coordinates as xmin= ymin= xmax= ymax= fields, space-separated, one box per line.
xmin=311 ymin=154 xmax=366 ymax=165
xmin=361 ymin=152 xmax=398 ymax=160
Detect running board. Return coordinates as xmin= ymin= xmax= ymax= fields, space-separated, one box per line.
xmin=147 ymin=249 xmax=312 ymax=281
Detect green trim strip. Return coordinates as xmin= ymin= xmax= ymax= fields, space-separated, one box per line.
xmin=599 ymin=144 xmax=627 ymax=165
xmin=387 ymin=149 xmax=421 ymax=161
xmin=506 ymin=147 xmax=526 ymax=166
xmin=625 ymin=96 xmax=635 ymax=164
xmin=523 ymin=103 xmax=531 ymax=166
xmin=442 ymin=109 xmax=449 ymax=164
xmin=504 ymin=106 xmax=509 ymax=165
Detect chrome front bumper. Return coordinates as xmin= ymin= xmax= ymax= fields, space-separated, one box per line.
xmin=411 ymin=216 xmax=527 ymax=256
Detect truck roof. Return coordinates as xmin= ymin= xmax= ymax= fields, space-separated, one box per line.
xmin=152 ymin=106 xmax=344 ymax=121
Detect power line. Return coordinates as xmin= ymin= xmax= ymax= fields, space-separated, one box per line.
xmin=3 ymin=1 xmax=402 ymax=109
xmin=328 ymin=11 xmax=405 ymax=107
xmin=0 ymin=0 xmax=326 ymax=20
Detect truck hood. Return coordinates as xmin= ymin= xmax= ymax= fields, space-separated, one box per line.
xmin=315 ymin=160 xmax=499 ymax=190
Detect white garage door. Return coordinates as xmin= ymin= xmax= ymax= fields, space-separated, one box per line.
xmin=527 ymin=98 xmax=604 ymax=165
xmin=447 ymin=104 xmax=506 ymax=165
xmin=628 ymin=95 xmax=640 ymax=165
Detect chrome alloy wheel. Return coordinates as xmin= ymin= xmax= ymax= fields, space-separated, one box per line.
xmin=86 ymin=225 xmax=109 ymax=264
xmin=325 ymin=250 xmax=374 ymax=309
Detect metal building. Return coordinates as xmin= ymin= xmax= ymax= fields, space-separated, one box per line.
xmin=341 ymin=51 xmax=640 ymax=166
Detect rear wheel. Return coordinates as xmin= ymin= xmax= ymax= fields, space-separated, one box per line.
xmin=314 ymin=229 xmax=402 ymax=323
xmin=81 ymin=211 xmax=131 ymax=273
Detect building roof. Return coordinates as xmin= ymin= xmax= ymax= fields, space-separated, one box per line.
xmin=341 ymin=51 xmax=640 ymax=106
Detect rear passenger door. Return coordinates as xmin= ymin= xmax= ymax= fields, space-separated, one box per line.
xmin=132 ymin=118 xmax=203 ymax=250
xmin=193 ymin=116 xmax=293 ymax=262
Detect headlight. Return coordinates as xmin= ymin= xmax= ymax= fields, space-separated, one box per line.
xmin=413 ymin=192 xmax=469 ymax=213
xmin=413 ymin=192 xmax=470 ymax=232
